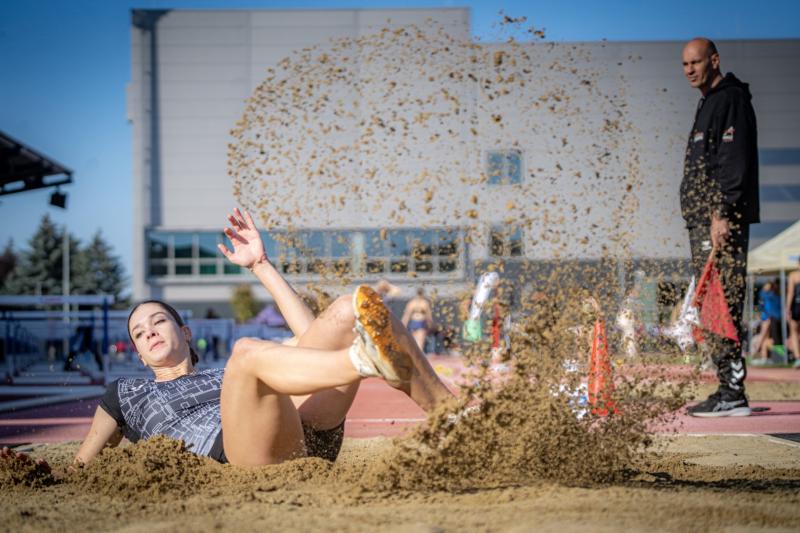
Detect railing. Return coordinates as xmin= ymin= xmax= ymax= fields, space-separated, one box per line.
xmin=1 ymin=311 xmax=293 ymax=384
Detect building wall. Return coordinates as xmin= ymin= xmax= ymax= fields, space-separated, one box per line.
xmin=128 ymin=8 xmax=800 ymax=312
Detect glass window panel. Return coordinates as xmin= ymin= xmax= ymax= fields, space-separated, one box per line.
xmin=409 ymin=231 xmax=433 ymax=258
xmin=390 ymin=259 xmax=408 ymax=272
xmin=280 ymin=233 xmax=304 ymax=257
xmin=487 ymin=150 xmax=523 ymax=185
xmin=388 ymin=230 xmax=410 ymax=256
xmin=224 ymin=263 xmax=242 ymax=275
xmin=149 ymin=262 xmax=167 ymax=277
xmin=437 ymin=230 xmax=458 ymax=256
xmin=490 ymin=228 xmax=505 ymax=257
xmin=367 ymin=260 xmax=386 ymax=273
xmin=332 ymin=259 xmax=351 ymax=275
xmin=148 ymin=232 xmax=168 ymax=259
xmin=259 ymin=231 xmax=280 ymax=259
xmin=307 ymin=259 xmax=325 ymax=274
xmin=330 ymin=232 xmax=351 ymax=257
xmin=439 ymin=260 xmax=457 ymax=272
xmin=506 ymin=150 xmax=522 ymax=184
xmin=198 ymin=233 xmax=218 ymax=258
xmin=363 ymin=230 xmax=386 ymax=256
xmin=304 ymin=231 xmax=326 ymax=257
xmin=282 ymin=260 xmax=301 ymax=274
xmin=175 ymin=263 xmax=192 ymax=276
xmin=174 ymin=234 xmax=193 ymax=259
xmin=415 ymin=261 xmax=433 ymax=273
xmin=199 ymin=263 xmax=217 ymax=275
xmin=487 ymin=152 xmax=504 ymax=184
xmin=509 ymin=227 xmax=523 ymax=256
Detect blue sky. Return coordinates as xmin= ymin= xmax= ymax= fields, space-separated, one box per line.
xmin=1 ymin=0 xmax=798 ymax=292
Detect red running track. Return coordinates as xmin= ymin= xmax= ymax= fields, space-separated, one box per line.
xmin=1 ymin=357 xmax=798 ymax=447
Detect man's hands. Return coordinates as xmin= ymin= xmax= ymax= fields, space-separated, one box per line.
xmin=710 ymin=214 xmax=731 ymax=249
xmin=218 ymin=208 xmax=268 ymax=271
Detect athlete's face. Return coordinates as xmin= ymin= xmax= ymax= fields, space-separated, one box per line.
xmin=682 ymin=41 xmax=719 ymax=90
xmin=128 ymin=302 xmax=191 ymax=367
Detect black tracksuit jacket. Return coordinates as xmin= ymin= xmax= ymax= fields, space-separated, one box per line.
xmin=680 ymin=73 xmax=760 ymax=228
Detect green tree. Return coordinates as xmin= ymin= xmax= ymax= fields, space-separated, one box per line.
xmin=4 ymin=214 xmax=79 ymax=295
xmin=230 ymin=284 xmax=260 ymax=324
xmin=0 ymin=239 xmax=17 ymax=292
xmin=72 ymin=230 xmax=128 ymax=304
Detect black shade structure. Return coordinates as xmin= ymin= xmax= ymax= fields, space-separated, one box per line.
xmin=0 ymin=130 xmax=73 ymax=197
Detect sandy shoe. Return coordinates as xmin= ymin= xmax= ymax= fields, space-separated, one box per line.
xmin=348 ymin=336 xmax=379 ymax=378
xmin=350 ymin=285 xmax=412 ymax=385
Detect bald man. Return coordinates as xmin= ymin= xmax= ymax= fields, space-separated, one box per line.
xmin=680 ymin=38 xmax=759 ymax=417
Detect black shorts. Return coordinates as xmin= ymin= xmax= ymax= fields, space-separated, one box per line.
xmin=769 ymin=318 xmax=784 ymax=344
xmin=208 ymin=419 xmax=345 ymax=464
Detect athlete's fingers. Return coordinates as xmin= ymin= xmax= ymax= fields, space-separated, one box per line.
xmin=243 ymin=209 xmax=257 ymax=231
xmin=233 ymin=207 xmax=247 ymax=229
xmin=224 ymin=227 xmax=247 ymax=244
xmin=228 ymin=214 xmax=243 ymax=230
xmin=217 ymin=243 xmax=233 ymax=258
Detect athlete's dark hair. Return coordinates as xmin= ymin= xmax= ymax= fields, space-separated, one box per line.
xmin=127 ymin=300 xmax=199 ymax=365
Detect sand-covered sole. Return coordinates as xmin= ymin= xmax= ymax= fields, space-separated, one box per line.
xmin=352 ymin=285 xmax=412 ymax=384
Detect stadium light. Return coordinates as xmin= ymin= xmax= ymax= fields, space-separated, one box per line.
xmin=50 ymin=189 xmax=67 ymax=209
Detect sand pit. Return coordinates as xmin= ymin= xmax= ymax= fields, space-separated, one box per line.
xmin=2 ymin=434 xmax=799 ymax=532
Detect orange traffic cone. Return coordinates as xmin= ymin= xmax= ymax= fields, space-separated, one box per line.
xmin=588 ymin=319 xmax=618 ymax=416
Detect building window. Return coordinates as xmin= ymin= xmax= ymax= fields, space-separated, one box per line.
xmin=147 ymin=232 xmax=169 ymax=276
xmin=487 ymin=149 xmax=522 ymax=185
xmin=285 ymin=231 xmax=353 ymax=276
xmin=361 ymin=228 xmax=462 ymax=276
xmin=490 ymin=225 xmax=523 ymax=257
xmin=198 ymin=233 xmax=219 ymax=276
xmin=146 ymin=228 xmax=464 ymax=280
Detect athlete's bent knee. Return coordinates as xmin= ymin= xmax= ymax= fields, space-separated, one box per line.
xmin=322 ymin=295 xmax=355 ymax=328
xmin=227 ymin=337 xmax=276 ymax=375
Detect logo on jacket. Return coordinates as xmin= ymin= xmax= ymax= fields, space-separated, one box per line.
xmin=693 ymin=131 xmax=704 ymax=143
xmin=722 ymin=126 xmax=735 ymax=143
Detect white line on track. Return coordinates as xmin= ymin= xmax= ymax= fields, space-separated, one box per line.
xmin=345 ymin=418 xmax=425 ymax=424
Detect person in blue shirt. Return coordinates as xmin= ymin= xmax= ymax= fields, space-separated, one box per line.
xmin=752 ymin=280 xmax=782 ymax=364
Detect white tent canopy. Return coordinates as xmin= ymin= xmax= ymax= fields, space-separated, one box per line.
xmin=745 ymin=219 xmax=800 ymax=361
xmin=747 ymin=220 xmax=800 ymax=274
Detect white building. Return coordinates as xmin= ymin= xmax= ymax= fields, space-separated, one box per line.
xmin=128 ymin=8 xmax=800 ymax=318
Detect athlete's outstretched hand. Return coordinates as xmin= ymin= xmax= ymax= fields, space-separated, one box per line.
xmin=219 ymin=208 xmax=268 ymax=270
xmin=1 ymin=446 xmax=54 ymax=480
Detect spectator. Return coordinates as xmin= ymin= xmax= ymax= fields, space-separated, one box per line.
xmin=751 ymin=281 xmax=781 ymax=364
xmin=786 ymin=260 xmax=800 ymax=366
xmin=401 ymin=287 xmax=434 ymax=353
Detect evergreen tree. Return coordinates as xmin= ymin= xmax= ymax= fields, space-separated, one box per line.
xmin=0 ymin=239 xmax=17 ymax=292
xmin=231 ymin=284 xmax=260 ymax=324
xmin=4 ymin=214 xmax=80 ymax=295
xmin=72 ymin=230 xmax=127 ymax=302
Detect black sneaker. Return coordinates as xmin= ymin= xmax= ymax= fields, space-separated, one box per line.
xmin=688 ymin=392 xmax=751 ymax=417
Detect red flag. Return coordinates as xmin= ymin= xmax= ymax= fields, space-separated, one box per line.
xmin=692 ymin=256 xmax=739 ymax=344
xmin=588 ymin=319 xmax=618 ymax=416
